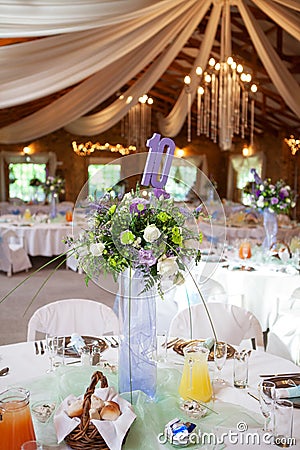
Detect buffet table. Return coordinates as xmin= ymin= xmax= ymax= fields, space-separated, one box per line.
xmin=0 ymin=340 xmax=299 ymax=449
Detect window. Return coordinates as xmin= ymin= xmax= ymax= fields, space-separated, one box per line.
xmin=9 ymin=163 xmax=46 ymax=202
xmin=88 ymin=163 xmax=121 ymax=196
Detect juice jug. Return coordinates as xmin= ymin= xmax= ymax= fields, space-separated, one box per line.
xmin=0 ymin=387 xmax=36 ymax=450
xmin=178 ymin=343 xmax=213 ymax=403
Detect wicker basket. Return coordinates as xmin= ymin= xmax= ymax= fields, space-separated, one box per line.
xmin=65 ymin=370 xmax=109 ymax=450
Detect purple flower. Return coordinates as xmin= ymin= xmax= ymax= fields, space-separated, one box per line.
xmin=279 ymin=188 xmax=289 ymax=199
xmin=153 ymin=188 xmax=170 ymax=199
xmin=255 ymin=189 xmax=261 ymax=198
xmin=251 ymin=168 xmax=262 ymax=185
xmin=138 ymin=249 xmax=156 ymax=266
xmin=129 ymin=198 xmax=149 ymax=215
xmin=271 ymin=197 xmax=279 ymax=205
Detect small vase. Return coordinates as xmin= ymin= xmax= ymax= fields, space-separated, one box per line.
xmin=262 ymin=209 xmax=278 ymax=249
xmin=50 ymin=193 xmax=58 ymax=219
xmin=118 ymin=269 xmax=157 ymax=400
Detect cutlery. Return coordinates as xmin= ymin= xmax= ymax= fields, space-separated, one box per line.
xmin=259 ymin=372 xmax=300 ymax=378
xmin=248 ymin=392 xmax=259 ymax=402
xmin=0 ymin=367 xmax=9 ymax=376
xmin=34 ymin=341 xmax=39 ymax=355
xmin=104 ymin=337 xmax=118 ymax=348
xmin=111 ymin=337 xmax=119 ymax=347
xmin=40 ymin=341 xmax=45 ymax=355
xmin=165 ymin=338 xmax=181 ymax=349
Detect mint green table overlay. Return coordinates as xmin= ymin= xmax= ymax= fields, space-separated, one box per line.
xmin=24 ymin=366 xmax=263 ymax=449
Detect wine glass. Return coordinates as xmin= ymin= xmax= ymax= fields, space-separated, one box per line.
xmin=45 ymin=335 xmax=58 ymax=373
xmin=213 ymin=341 xmax=227 ymax=384
xmin=258 ymin=380 xmax=276 ymax=432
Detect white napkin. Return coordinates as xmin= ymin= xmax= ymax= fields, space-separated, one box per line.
xmin=54 ymin=386 xmax=136 ymax=450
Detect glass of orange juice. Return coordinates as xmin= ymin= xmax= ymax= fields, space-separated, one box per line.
xmin=0 ymin=388 xmax=36 ymax=450
xmin=239 ymin=241 xmax=252 ymax=259
xmin=178 ymin=343 xmax=213 ymax=404
xmin=65 ymin=210 xmax=73 ymax=222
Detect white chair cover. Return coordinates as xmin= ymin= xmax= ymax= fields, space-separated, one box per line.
xmin=0 ymin=229 xmax=32 ymax=276
xmin=266 ymin=313 xmax=300 ymax=364
xmin=169 ymin=302 xmax=263 ymax=347
xmin=27 ymin=298 xmax=119 ymax=341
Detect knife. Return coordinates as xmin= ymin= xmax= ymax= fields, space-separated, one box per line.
xmin=259 ymin=372 xmax=300 ymax=378
xmin=34 ymin=341 xmax=39 ymax=355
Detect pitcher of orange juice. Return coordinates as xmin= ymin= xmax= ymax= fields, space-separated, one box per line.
xmin=0 ymin=388 xmax=36 ymax=450
xmin=178 ymin=343 xmax=213 ymax=403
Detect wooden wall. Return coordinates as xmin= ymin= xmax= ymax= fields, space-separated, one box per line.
xmin=1 ymin=122 xmax=299 ymax=218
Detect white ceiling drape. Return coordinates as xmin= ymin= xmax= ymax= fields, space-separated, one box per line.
xmin=0 ymin=0 xmax=299 ymax=144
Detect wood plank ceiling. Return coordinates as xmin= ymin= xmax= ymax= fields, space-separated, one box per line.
xmin=0 ymin=2 xmax=299 ymax=140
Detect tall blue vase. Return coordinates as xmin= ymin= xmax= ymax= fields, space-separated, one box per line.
xmin=262 ymin=209 xmax=278 ymax=249
xmin=118 ymin=269 xmax=157 ymax=400
xmin=50 ymin=193 xmax=58 ymax=219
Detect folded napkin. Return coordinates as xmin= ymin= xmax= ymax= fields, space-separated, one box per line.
xmin=276 ymin=385 xmax=300 ymax=399
xmin=54 ymin=386 xmax=136 ymax=450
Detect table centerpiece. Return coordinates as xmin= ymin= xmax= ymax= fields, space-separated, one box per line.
xmin=42 ymin=176 xmax=65 ymax=218
xmin=243 ymin=169 xmax=296 ymax=249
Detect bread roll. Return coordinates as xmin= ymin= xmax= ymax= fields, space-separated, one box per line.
xmin=100 ymin=401 xmax=121 ymax=421
xmin=89 ymin=407 xmax=101 ymax=420
xmin=66 ymin=399 xmax=84 ymax=418
xmin=91 ymin=394 xmax=104 ymax=411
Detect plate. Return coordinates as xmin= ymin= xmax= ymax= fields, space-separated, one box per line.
xmin=62 ymin=336 xmax=108 ymax=357
xmin=264 ymin=376 xmax=300 ymax=409
xmin=173 ymin=339 xmax=235 ymax=360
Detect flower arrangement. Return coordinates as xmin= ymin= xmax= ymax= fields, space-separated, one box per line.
xmin=42 ymin=176 xmax=65 ymax=197
xmin=243 ymin=169 xmax=296 ymax=215
xmin=66 ymin=185 xmax=202 ymax=296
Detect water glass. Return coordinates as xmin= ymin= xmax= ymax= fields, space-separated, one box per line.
xmin=21 ymin=441 xmax=43 ymax=450
xmin=233 ymin=350 xmax=248 ymax=389
xmin=54 ymin=336 xmax=65 ymax=367
xmin=213 ymin=341 xmax=227 ymax=384
xmin=156 ymin=333 xmax=168 ymax=362
xmin=273 ymin=399 xmax=294 ymax=448
xmin=258 ymin=380 xmax=276 ymax=432
xmin=45 ymin=335 xmax=58 ymax=373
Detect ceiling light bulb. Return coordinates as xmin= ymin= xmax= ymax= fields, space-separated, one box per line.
xmin=126 ymin=96 xmax=133 ymax=104
xmin=209 ymin=58 xmax=215 ymax=67
xmin=251 ymin=84 xmax=258 ymax=93
xmin=215 ymin=62 xmax=221 ymax=71
xmin=196 ymin=66 xmax=203 ymax=76
xmin=240 ymin=73 xmax=247 ymax=82
xmin=198 ymin=86 xmax=204 ymax=95
xmin=147 ymin=97 xmax=153 ymax=105
xmin=204 ymin=74 xmax=211 ymax=83
xmin=231 ymin=61 xmax=237 ymax=70
xmin=246 ymin=74 xmax=252 ymax=82
xmin=227 ymin=56 xmax=233 ymax=65
xmin=237 ymin=64 xmax=243 ymax=73
xmin=184 ymin=75 xmax=191 ymax=85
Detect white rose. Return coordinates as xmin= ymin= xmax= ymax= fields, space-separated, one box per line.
xmin=157 ymin=256 xmax=179 ymax=277
xmin=90 ymin=242 xmax=105 ymax=256
xmin=257 ymin=196 xmax=265 ymax=208
xmin=143 ymin=224 xmax=161 ymax=243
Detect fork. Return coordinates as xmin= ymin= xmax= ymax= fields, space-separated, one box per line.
xmin=40 ymin=340 xmax=45 ymax=355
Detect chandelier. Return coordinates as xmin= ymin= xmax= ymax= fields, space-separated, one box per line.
xmin=72 ymin=141 xmax=136 ymax=156
xmin=285 ymin=135 xmax=300 ymax=155
xmin=121 ymin=94 xmax=153 ymax=150
xmin=184 ymin=3 xmax=257 ymax=151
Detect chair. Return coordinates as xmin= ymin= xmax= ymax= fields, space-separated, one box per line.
xmin=266 ymin=287 xmax=300 ymax=364
xmin=168 ymin=302 xmax=264 ymax=348
xmin=27 ymin=298 xmax=119 ymax=341
xmin=0 ymin=229 xmax=32 ymax=276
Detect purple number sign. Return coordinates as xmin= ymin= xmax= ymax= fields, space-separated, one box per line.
xmin=141 ymin=133 xmax=175 ymax=188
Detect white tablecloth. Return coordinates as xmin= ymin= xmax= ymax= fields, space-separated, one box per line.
xmin=181 ymin=262 xmax=300 ymax=331
xmin=0 ymin=341 xmax=299 ymax=449
xmin=0 ymin=222 xmax=74 ymax=257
